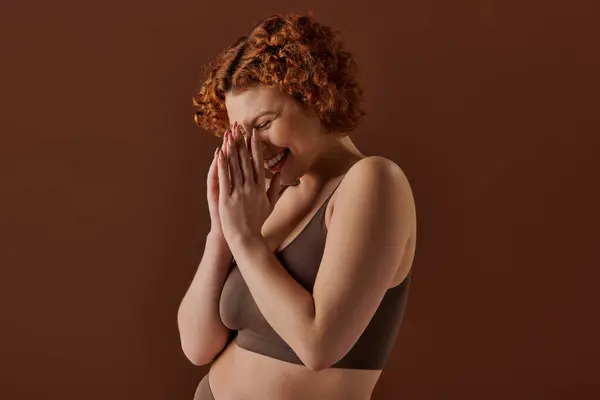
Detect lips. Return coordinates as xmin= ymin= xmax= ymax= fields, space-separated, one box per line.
xmin=264 ymin=148 xmax=288 ymax=165
xmin=266 ymin=148 xmax=290 ymax=172
xmin=263 ymin=150 xmax=285 ymax=162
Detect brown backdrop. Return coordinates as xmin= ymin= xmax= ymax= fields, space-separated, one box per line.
xmin=1 ymin=1 xmax=599 ymax=399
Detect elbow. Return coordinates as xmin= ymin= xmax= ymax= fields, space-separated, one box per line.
xmin=186 ymin=352 xmax=213 ymax=367
xmin=304 ymin=358 xmax=330 ymax=372
xmin=183 ymin=348 xmax=214 ymax=367
xmin=299 ymin=342 xmax=334 ymax=372
xmin=182 ymin=348 xmax=208 ymax=367
xmin=180 ymin=341 xmax=215 ymax=367
xmin=300 ymin=332 xmax=355 ymax=371
xmin=297 ymin=324 xmax=341 ymax=371
xmin=303 ymin=353 xmax=333 ymax=372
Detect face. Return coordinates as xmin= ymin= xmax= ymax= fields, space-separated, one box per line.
xmin=224 ymin=85 xmax=326 ymax=186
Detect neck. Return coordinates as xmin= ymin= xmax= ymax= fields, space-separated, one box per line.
xmin=298 ymin=134 xmax=365 ymax=189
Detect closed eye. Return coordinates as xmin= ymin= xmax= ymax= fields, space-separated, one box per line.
xmin=256 ymin=119 xmax=272 ymax=130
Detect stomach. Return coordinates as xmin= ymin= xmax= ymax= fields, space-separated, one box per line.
xmin=206 ymin=340 xmax=383 ymax=400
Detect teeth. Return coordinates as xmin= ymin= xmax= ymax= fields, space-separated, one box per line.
xmin=266 ymin=150 xmax=286 ymax=168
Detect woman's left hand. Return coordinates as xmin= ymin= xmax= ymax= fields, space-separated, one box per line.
xmin=216 ymin=122 xmax=283 ymax=246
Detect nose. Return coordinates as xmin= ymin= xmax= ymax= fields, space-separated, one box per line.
xmin=259 ymin=139 xmax=268 ymax=153
xmin=235 ymin=123 xmax=252 ymax=143
xmin=235 ymin=123 xmax=269 ymax=154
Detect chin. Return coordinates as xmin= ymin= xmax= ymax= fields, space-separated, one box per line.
xmin=271 ymin=157 xmax=294 ymax=186
xmin=266 ymin=152 xmax=301 ymax=186
xmin=280 ymin=173 xmax=295 ymax=186
xmin=283 ymin=178 xmax=299 ymax=186
xmin=280 ymin=167 xmax=301 ymax=186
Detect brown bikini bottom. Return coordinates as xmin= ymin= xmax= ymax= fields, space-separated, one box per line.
xmin=193 ymin=373 xmax=214 ymax=400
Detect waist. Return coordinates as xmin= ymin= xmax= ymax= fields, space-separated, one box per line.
xmin=234 ymin=328 xmax=395 ymax=370
xmin=209 ymin=340 xmax=381 ymax=400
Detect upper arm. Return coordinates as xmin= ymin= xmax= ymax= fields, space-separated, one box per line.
xmin=310 ymin=157 xmax=415 ymax=369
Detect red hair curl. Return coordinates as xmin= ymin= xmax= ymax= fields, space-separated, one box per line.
xmin=192 ymin=13 xmax=366 ymax=137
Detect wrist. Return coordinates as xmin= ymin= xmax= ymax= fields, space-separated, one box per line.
xmin=207 ymin=231 xmax=230 ymax=250
xmin=228 ymin=233 xmax=265 ymax=253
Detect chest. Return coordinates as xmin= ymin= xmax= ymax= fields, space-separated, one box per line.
xmin=261 ymin=184 xmax=336 ymax=254
xmin=218 ymin=188 xmax=335 ymax=332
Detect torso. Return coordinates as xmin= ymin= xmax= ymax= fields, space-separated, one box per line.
xmin=267 ymin=174 xmax=415 ymax=288
xmin=207 ymin=166 xmax=416 ymax=400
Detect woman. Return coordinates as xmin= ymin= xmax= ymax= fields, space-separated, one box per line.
xmin=178 ymin=13 xmax=417 ymax=400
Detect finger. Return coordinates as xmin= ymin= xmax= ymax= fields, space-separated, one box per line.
xmin=228 ymin=124 xmax=243 ymax=189
xmin=245 ymin=128 xmax=252 ymax=158
xmin=233 ymin=124 xmax=248 ymax=183
xmin=224 ymin=129 xmax=234 ymax=183
xmin=237 ymin=125 xmax=255 ymax=186
xmin=244 ymin=126 xmax=255 ymax=176
xmin=222 ymin=129 xmax=230 ymax=157
xmin=217 ymin=148 xmax=231 ymax=198
xmin=208 ymin=147 xmax=219 ymax=190
xmin=248 ymin=127 xmax=259 ymax=185
xmin=251 ymin=128 xmax=266 ymax=191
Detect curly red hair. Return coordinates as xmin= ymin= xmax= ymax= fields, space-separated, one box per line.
xmin=192 ymin=13 xmax=366 ymax=137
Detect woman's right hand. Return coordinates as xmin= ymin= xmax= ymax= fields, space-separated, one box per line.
xmin=207 ymin=128 xmax=231 ymax=244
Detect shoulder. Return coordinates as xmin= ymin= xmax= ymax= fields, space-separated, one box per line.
xmin=328 ymin=156 xmax=415 ymax=230
xmin=328 ymin=156 xmax=416 ymax=247
xmin=348 ymin=155 xmax=406 ymax=176
xmin=339 ymin=156 xmax=412 ymax=198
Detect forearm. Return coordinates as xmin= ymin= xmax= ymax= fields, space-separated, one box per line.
xmin=228 ymin=235 xmax=318 ymax=363
xmin=177 ymin=232 xmax=233 ymax=364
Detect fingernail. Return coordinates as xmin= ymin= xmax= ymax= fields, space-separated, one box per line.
xmin=214 ymin=147 xmax=219 ymax=158
xmin=252 ymin=128 xmax=257 ymax=141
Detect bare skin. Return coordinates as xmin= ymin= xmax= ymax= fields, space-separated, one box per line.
xmin=187 ymin=86 xmax=416 ymax=399
xmin=208 ymin=176 xmax=416 ymax=399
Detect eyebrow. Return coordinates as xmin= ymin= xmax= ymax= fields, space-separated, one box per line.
xmin=241 ymin=110 xmax=277 ymax=127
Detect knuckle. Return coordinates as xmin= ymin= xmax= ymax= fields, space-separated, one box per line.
xmin=242 ymin=185 xmax=253 ymax=195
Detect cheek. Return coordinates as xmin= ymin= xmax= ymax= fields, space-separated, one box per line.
xmin=282 ymin=116 xmax=308 ymax=140
xmin=269 ymin=121 xmax=294 ymax=145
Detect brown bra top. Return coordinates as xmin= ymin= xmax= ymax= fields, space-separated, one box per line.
xmin=218 ymin=178 xmax=412 ymax=370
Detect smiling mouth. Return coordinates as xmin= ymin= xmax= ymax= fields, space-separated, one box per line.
xmin=264 ymin=148 xmax=290 ymax=172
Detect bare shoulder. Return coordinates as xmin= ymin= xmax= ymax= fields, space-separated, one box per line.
xmin=340 ymin=156 xmax=413 ymax=198
xmin=328 ymin=156 xmax=416 ymax=236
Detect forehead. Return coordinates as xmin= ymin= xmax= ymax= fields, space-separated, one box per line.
xmin=224 ymin=85 xmax=286 ymax=123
